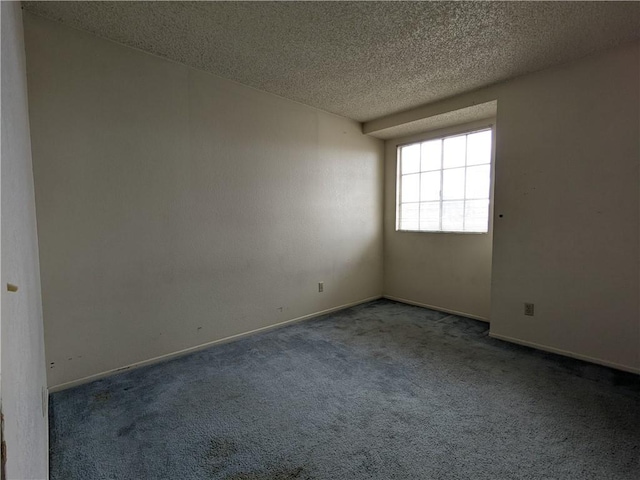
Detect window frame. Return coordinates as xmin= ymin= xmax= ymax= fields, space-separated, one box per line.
xmin=395 ymin=121 xmax=496 ymax=234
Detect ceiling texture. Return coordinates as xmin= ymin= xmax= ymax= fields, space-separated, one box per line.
xmin=23 ymin=1 xmax=640 ymax=123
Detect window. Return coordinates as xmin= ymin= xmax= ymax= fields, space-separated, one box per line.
xmin=396 ymin=128 xmax=493 ymax=233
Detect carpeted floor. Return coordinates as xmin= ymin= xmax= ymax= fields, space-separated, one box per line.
xmin=49 ymin=299 xmax=640 ymax=480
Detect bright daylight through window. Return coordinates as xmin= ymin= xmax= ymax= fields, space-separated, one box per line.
xmin=396 ymin=128 xmax=493 ymax=233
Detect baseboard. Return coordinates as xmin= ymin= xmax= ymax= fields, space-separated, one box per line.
xmin=383 ymin=295 xmax=489 ymax=322
xmin=45 ymin=386 xmax=50 ymax=480
xmin=48 ymin=295 xmax=382 ymax=393
xmin=489 ymin=332 xmax=640 ymax=375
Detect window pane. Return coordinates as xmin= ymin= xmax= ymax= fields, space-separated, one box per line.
xmin=419 ymin=202 xmax=440 ymax=231
xmin=397 ymin=128 xmax=493 ymax=234
xmin=442 ymin=168 xmax=465 ymax=200
xmin=443 ymin=135 xmax=466 ymax=169
xmin=465 ymin=165 xmax=491 ymax=199
xmin=464 ymin=199 xmax=489 ymax=232
xmin=400 ymin=203 xmax=419 ymax=230
xmin=421 ymin=140 xmax=441 ymax=171
xmin=467 ymin=130 xmax=492 ymax=166
xmin=442 ymin=200 xmax=464 ymax=231
xmin=420 ymin=171 xmax=440 ymax=201
xmin=401 ymin=173 xmax=420 ymax=203
xmin=401 ymin=144 xmax=420 ymax=174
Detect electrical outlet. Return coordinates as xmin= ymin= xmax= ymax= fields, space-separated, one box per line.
xmin=524 ymin=303 xmax=534 ymax=316
xmin=318 ymin=282 xmax=324 ymax=293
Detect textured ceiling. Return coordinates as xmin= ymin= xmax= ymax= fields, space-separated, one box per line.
xmin=23 ymin=1 xmax=640 ymax=122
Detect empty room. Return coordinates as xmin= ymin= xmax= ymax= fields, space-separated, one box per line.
xmin=2 ymin=1 xmax=639 ymax=479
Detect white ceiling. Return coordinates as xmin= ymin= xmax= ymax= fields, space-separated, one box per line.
xmin=23 ymin=1 xmax=640 ymax=123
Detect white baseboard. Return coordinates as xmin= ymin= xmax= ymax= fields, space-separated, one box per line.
xmin=383 ymin=295 xmax=489 ymax=322
xmin=489 ymin=332 xmax=640 ymax=375
xmin=49 ymin=295 xmax=383 ymax=393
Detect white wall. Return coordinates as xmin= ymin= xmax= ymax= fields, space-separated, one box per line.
xmin=489 ymin=42 xmax=639 ymax=372
xmin=383 ymin=120 xmax=495 ymax=320
xmin=379 ymin=42 xmax=640 ymax=372
xmin=1 ymin=3 xmax=48 ymax=479
xmin=23 ymin=13 xmax=384 ymax=390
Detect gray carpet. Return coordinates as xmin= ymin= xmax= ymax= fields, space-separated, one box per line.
xmin=49 ymin=299 xmax=640 ymax=479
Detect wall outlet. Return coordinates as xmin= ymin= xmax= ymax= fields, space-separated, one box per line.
xmin=318 ymin=282 xmax=324 ymax=293
xmin=524 ymin=303 xmax=535 ymax=316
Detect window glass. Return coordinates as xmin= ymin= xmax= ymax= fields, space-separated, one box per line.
xmin=397 ymin=128 xmax=493 ymax=233
xmin=465 ymin=165 xmax=490 ymax=199
xmin=442 ymin=168 xmax=465 ymax=200
xmin=399 ymin=203 xmax=419 ymax=231
xmin=421 ymin=140 xmax=442 ymax=171
xmin=401 ymin=173 xmax=420 ymax=203
xmin=401 ymin=144 xmax=420 ymax=174
xmin=466 ymin=130 xmax=492 ymax=166
xmin=420 ymin=171 xmax=441 ymax=201
xmin=443 ymin=135 xmax=466 ymax=169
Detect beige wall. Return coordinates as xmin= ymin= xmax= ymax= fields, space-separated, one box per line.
xmin=383 ymin=120 xmax=495 ymax=320
xmin=489 ymin=42 xmax=639 ymax=372
xmin=24 ymin=14 xmax=384 ymax=390
xmin=1 ymin=3 xmax=48 ymax=479
xmin=380 ymin=42 xmax=640 ymax=372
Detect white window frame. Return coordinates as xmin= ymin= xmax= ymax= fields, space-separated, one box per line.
xmin=395 ymin=122 xmax=496 ymax=234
